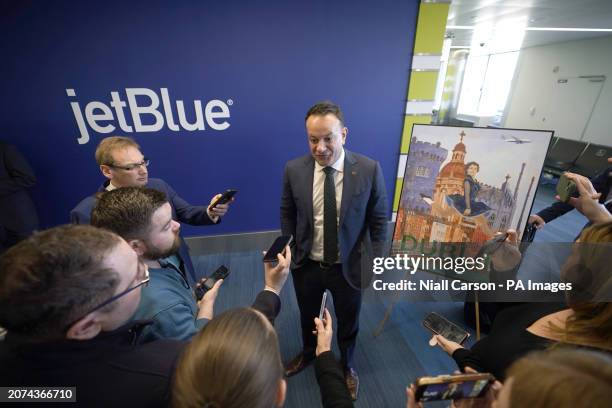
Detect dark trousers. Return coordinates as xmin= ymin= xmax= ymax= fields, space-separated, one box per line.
xmin=292 ymin=259 xmax=361 ymax=369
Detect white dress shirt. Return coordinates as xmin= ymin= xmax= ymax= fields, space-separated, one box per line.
xmin=310 ymin=148 xmax=344 ymax=262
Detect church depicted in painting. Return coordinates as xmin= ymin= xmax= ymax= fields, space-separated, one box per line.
xmin=394 ymin=130 xmax=531 ymax=253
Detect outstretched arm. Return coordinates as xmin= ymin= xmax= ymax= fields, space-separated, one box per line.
xmin=164 ymin=182 xmax=216 ymax=225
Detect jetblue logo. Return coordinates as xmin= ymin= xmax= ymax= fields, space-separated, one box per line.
xmin=67 ymin=88 xmax=232 ymax=144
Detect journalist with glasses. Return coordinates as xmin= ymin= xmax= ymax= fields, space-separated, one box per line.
xmin=70 ymin=136 xmax=234 ymax=285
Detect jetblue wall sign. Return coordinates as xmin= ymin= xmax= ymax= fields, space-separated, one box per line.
xmin=2 ymin=0 xmax=418 ymax=232
xmin=67 ymin=88 xmax=233 ymax=144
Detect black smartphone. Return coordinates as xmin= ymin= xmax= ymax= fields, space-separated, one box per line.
xmin=423 ymin=312 xmax=469 ymax=344
xmin=210 ymin=189 xmax=238 ymax=208
xmin=195 ymin=265 xmax=230 ymax=300
xmin=415 ymin=373 xmax=495 ymax=402
xmin=556 ymin=174 xmax=577 ymax=203
xmin=262 ymin=235 xmax=293 ymax=262
xmin=318 ymin=291 xmax=328 ymax=320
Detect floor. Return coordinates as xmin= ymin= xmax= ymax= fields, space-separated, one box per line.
xmin=191 ymin=181 xmax=584 ymax=407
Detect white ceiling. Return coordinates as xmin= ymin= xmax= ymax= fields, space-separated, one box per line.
xmin=446 ymin=0 xmax=612 ymax=49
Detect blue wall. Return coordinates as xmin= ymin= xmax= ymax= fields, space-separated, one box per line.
xmin=1 ymin=0 xmax=418 ymax=236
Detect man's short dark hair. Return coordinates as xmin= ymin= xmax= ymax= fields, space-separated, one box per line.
xmin=0 ymin=225 xmax=122 ymax=342
xmin=305 ymin=101 xmax=345 ymax=125
xmin=91 ymin=187 xmax=168 ymax=241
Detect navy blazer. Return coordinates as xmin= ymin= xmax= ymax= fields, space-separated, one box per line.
xmin=0 ymin=293 xmax=282 ymax=407
xmin=280 ymin=150 xmax=388 ymax=289
xmin=0 ymin=142 xmax=38 ymax=237
xmin=70 ymin=178 xmax=216 ymax=283
xmin=0 ymin=321 xmax=185 ymax=408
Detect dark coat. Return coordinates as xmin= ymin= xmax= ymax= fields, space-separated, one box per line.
xmin=0 ymin=321 xmax=185 ymax=408
xmin=0 ymin=142 xmax=38 ymax=248
xmin=280 ymin=150 xmax=388 ymax=289
xmin=315 ymin=351 xmax=354 ymax=408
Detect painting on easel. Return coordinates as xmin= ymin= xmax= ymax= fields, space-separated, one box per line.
xmin=393 ymin=125 xmax=553 ymax=254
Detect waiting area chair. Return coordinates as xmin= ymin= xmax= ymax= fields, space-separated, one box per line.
xmin=570 ymin=143 xmax=611 ymax=179
xmin=543 ymin=137 xmax=587 ymax=176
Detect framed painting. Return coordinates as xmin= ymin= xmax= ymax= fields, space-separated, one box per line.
xmin=393 ymin=125 xmax=553 ymax=256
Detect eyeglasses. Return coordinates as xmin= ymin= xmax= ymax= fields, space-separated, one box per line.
xmin=108 ymin=158 xmax=150 ymax=171
xmin=71 ymin=262 xmax=150 ymax=325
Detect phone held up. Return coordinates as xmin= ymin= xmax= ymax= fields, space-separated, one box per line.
xmin=195 ymin=265 xmax=230 ymax=301
xmin=556 ymin=174 xmax=577 ymax=203
xmin=210 ymin=189 xmax=238 ymax=209
xmin=262 ymin=235 xmax=293 ymax=263
xmin=415 ymin=372 xmax=495 ymax=402
xmin=318 ymin=291 xmax=328 ymax=321
xmin=423 ymin=312 xmax=469 ymax=345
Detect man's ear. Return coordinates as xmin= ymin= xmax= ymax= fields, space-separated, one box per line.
xmin=128 ymin=239 xmax=146 ymax=257
xmin=66 ymin=313 xmax=102 ymax=340
xmin=275 ymin=378 xmax=286 ymax=407
xmin=100 ymin=165 xmax=112 ymax=180
xmin=341 ymin=127 xmax=348 ymax=144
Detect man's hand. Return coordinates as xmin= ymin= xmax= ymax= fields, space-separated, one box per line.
xmin=433 ymin=334 xmax=464 ymax=356
xmin=528 ymin=214 xmax=546 ymax=229
xmin=314 ymin=308 xmax=333 ymax=356
xmin=197 ymin=279 xmax=223 ymax=320
xmin=263 ymin=245 xmax=291 ymax=295
xmin=207 ymin=193 xmax=234 ymax=220
xmin=563 ymin=172 xmax=611 ymax=224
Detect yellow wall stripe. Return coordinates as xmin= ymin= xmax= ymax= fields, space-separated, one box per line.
xmin=393 ymin=178 xmax=404 ymax=212
xmin=407 ymin=71 xmax=439 ymax=100
xmin=400 ymin=115 xmax=432 ymax=153
xmin=413 ymin=3 xmax=450 ymax=54
xmin=394 ymin=1 xmax=450 ymax=215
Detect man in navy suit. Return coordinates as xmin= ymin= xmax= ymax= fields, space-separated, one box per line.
xmin=71 ymin=136 xmax=232 ymax=284
xmin=281 ymin=101 xmax=388 ymax=400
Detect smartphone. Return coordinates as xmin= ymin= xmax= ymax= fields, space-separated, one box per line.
xmin=195 ymin=265 xmax=230 ymax=300
xmin=415 ymin=373 xmax=495 ymax=402
xmin=556 ymin=174 xmax=577 ymax=203
xmin=204 ymin=265 xmax=229 ymax=290
xmin=262 ymin=235 xmax=293 ymax=262
xmin=210 ymin=189 xmax=238 ymax=208
xmin=423 ymin=312 xmax=469 ymax=344
xmin=318 ymin=291 xmax=328 ymax=320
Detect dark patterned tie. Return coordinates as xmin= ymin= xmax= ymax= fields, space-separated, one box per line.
xmin=323 ymin=166 xmax=338 ymax=264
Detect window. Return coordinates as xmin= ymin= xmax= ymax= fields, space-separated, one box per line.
xmin=457 ymin=51 xmax=519 ymax=118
